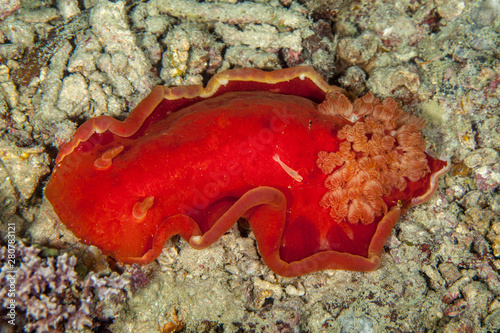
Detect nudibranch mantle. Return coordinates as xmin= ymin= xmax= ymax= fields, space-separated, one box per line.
xmin=45 ymin=67 xmax=450 ymax=277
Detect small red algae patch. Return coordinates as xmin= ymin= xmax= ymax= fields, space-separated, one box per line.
xmin=45 ymin=67 xmax=450 ymax=277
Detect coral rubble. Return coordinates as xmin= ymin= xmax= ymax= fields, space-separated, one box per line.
xmin=0 ymin=0 xmax=499 ymax=331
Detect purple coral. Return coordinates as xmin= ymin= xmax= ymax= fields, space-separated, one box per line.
xmin=0 ymin=241 xmax=130 ymax=332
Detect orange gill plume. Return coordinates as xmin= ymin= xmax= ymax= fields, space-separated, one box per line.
xmin=316 ymin=92 xmax=431 ymax=226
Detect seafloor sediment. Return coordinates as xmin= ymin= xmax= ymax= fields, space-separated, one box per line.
xmin=0 ymin=0 xmax=499 ymax=332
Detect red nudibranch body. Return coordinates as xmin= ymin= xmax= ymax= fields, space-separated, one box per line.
xmin=45 ymin=67 xmax=450 ymax=277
